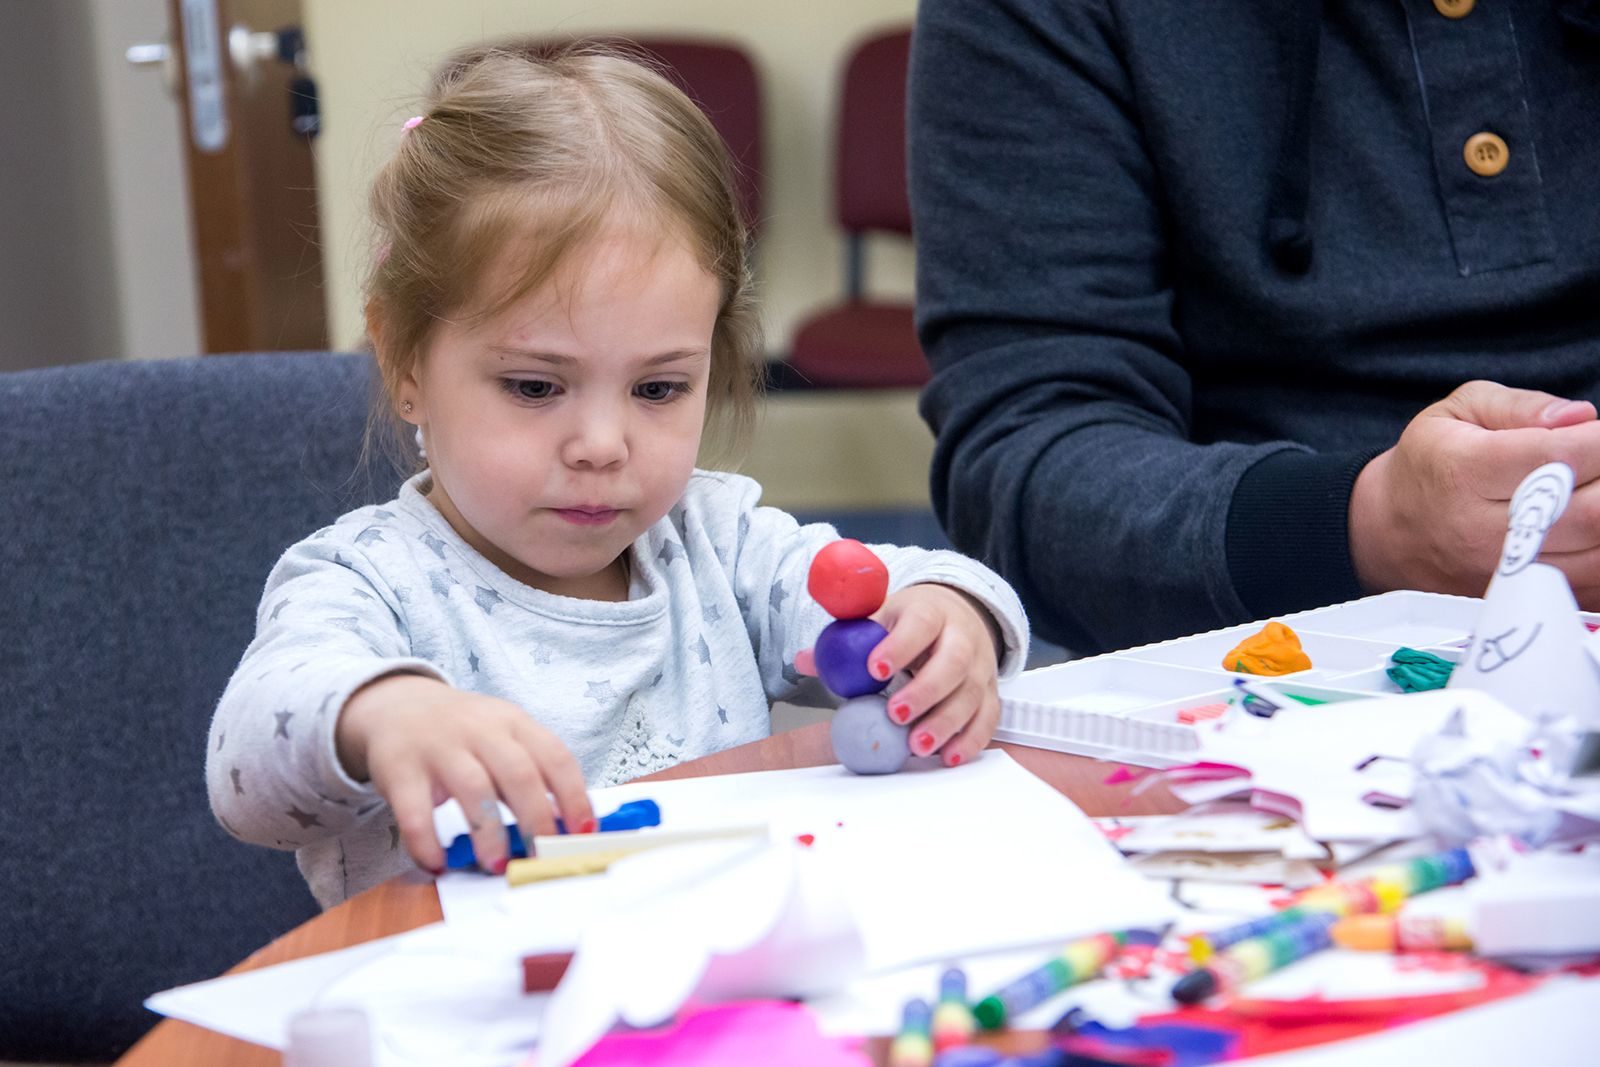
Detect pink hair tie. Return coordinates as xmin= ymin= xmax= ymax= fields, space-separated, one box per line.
xmin=402 ymin=115 xmax=425 ymax=132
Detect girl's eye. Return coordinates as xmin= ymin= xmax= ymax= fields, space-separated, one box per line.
xmin=636 ymin=380 xmax=686 ymax=402
xmin=502 ymin=379 xmax=556 ymax=401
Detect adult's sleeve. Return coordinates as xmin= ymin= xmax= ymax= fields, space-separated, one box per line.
xmin=909 ymin=0 xmax=1367 ymax=654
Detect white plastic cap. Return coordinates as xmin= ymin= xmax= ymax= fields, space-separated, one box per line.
xmin=283 ymin=1006 xmax=373 ymax=1067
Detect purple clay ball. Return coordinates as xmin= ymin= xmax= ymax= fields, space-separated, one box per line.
xmin=830 ymin=695 xmax=911 ymax=775
xmin=814 ymin=617 xmax=890 ymax=698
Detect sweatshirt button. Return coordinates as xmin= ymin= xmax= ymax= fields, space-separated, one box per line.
xmin=1463 ymin=132 xmax=1509 ymax=177
xmin=1433 ymin=0 xmax=1474 ymax=17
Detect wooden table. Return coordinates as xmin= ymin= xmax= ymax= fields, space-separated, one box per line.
xmin=117 ymin=723 xmax=1183 ymax=1066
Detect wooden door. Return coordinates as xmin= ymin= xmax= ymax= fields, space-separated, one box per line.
xmin=167 ymin=0 xmax=326 ymax=353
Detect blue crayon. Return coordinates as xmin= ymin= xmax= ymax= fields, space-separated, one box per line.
xmin=443 ymin=798 xmax=661 ymax=870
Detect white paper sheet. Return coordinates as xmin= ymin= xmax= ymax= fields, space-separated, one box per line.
xmin=150 ymin=750 xmax=1176 ymax=1066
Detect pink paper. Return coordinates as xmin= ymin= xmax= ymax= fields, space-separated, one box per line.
xmin=561 ymin=1000 xmax=870 ymax=1067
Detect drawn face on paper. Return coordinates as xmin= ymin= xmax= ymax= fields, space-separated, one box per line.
xmin=1499 ymin=467 xmax=1573 ymax=576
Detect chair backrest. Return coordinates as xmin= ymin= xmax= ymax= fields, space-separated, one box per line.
xmin=836 ymin=27 xmax=913 ymax=237
xmin=446 ymin=36 xmax=765 ymax=234
xmin=0 ymin=353 xmax=406 ymax=1061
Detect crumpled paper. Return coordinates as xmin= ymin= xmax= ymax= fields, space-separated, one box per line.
xmin=1412 ymin=700 xmax=1600 ymax=847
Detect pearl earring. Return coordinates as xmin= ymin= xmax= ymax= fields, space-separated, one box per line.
xmin=401 ymin=401 xmax=414 ymax=414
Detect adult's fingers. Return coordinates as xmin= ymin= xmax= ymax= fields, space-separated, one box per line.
xmin=1457 ymin=421 xmax=1600 ymax=498
xmin=1534 ymin=479 xmax=1600 ymax=554
xmin=1433 ymin=380 xmax=1597 ymax=432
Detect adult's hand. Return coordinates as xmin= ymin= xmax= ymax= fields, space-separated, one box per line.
xmin=1350 ymin=381 xmax=1600 ymax=603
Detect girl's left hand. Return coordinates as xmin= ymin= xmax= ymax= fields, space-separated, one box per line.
xmin=871 ymin=584 xmax=1003 ymax=766
xmin=799 ymin=583 xmax=1002 ymax=767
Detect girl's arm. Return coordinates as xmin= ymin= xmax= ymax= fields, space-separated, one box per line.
xmin=206 ymin=536 xmax=444 ymax=852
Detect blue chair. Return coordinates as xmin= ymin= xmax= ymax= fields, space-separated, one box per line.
xmin=0 ymin=353 xmax=406 ymax=1061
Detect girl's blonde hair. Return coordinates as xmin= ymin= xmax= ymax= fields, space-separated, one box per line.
xmin=365 ymin=45 xmax=763 ymax=467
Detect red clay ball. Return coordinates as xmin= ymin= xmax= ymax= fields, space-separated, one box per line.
xmin=807 ymin=539 xmax=889 ymax=619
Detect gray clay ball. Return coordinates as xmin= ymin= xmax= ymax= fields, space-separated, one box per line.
xmin=830 ymin=695 xmax=911 ymax=775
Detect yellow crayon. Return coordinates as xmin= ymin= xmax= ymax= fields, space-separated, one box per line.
xmin=505 ymin=850 xmax=629 ymax=885
xmin=1331 ymin=913 xmax=1473 ymax=952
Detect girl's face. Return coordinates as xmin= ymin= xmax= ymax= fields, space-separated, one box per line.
xmin=399 ymin=226 xmax=719 ymax=600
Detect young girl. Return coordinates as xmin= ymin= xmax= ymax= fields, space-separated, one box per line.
xmin=208 ymin=48 xmax=1029 ymax=909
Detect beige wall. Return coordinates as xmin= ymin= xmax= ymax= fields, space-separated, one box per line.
xmin=0 ymin=0 xmax=199 ymax=369
xmin=91 ymin=0 xmax=201 ymax=361
xmin=0 ymin=0 xmax=119 ymax=370
xmin=304 ymin=0 xmax=918 ymax=355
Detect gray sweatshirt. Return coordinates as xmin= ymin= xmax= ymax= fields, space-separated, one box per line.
xmin=208 ymin=469 xmax=1029 ymax=906
xmin=911 ymin=0 xmax=1600 ymax=654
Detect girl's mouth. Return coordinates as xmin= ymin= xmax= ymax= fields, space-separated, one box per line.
xmin=555 ymin=507 xmax=620 ymax=526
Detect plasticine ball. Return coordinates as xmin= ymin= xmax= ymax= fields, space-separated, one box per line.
xmin=808 ymin=539 xmax=890 ymax=620
xmin=830 ymin=694 xmax=910 ymax=775
xmin=815 ymin=617 xmax=890 ymax=698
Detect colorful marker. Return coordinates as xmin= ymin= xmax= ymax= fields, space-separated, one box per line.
xmin=931 ymin=968 xmax=977 ymax=1051
xmin=890 ymin=997 xmax=934 ymax=1067
xmin=973 ymin=932 xmax=1127 ymax=1030
xmin=1188 ymin=847 xmax=1475 ymax=962
xmin=1172 ymin=911 xmax=1336 ymax=1004
xmin=1331 ymin=913 xmax=1473 ymax=952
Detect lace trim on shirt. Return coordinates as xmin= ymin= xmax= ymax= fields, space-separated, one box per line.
xmin=598 ymin=691 xmax=684 ymax=787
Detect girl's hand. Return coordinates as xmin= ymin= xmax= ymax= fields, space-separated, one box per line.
xmin=336 ymin=674 xmax=595 ymax=874
xmin=869 ymin=583 xmax=1004 ymax=767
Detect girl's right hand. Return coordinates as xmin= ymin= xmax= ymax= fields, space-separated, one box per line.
xmin=336 ymin=673 xmax=595 ymax=875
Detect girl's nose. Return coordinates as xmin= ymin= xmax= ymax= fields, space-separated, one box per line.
xmin=560 ymin=402 xmax=628 ymax=469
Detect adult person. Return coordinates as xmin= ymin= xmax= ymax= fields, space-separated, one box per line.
xmin=910 ymin=0 xmax=1600 ymax=655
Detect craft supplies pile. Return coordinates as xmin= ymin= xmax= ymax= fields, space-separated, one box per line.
xmin=148 ymin=466 xmax=1600 ymax=1067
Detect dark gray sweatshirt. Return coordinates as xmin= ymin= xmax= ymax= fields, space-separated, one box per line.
xmin=911 ymin=0 xmax=1600 ymax=654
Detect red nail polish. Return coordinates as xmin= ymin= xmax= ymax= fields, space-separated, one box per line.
xmin=427 ymin=864 xmax=445 ymax=877
xmin=580 ymin=818 xmax=598 ymax=834
xmin=490 ymin=856 xmax=509 ymax=876
xmin=946 ymin=752 xmax=963 ymax=767
xmin=873 ymin=660 xmax=891 ymax=680
xmin=891 ymin=702 xmax=910 ymax=724
xmin=915 ymin=731 xmax=935 ymax=755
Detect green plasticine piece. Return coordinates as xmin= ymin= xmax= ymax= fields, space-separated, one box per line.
xmin=1385 ymin=647 xmax=1455 ymax=693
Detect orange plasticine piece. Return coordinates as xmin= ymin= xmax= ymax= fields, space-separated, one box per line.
xmin=1222 ymin=621 xmax=1312 ymax=675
